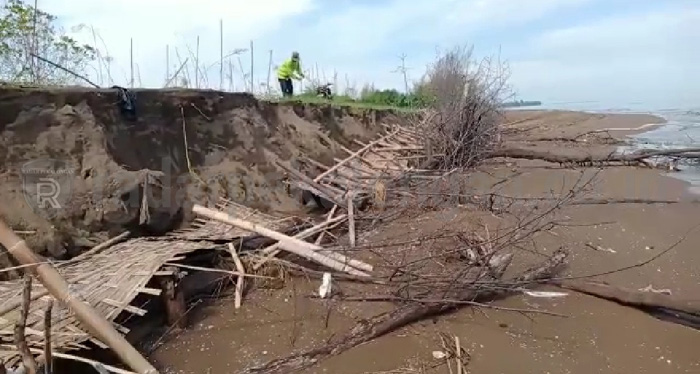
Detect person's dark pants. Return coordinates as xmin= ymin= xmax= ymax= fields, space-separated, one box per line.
xmin=279 ymin=78 xmax=293 ymax=97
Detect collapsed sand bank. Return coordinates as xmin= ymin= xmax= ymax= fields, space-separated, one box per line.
xmin=0 ymin=87 xmax=406 ymax=260
xmin=151 ymin=110 xmax=700 ymax=374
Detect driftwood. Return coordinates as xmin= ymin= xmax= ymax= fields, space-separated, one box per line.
xmin=0 ymin=218 xmax=158 ymax=374
xmin=557 ymin=280 xmax=700 ymax=329
xmin=243 ymin=250 xmax=567 ymax=374
xmin=490 ymin=147 xmax=700 ymax=166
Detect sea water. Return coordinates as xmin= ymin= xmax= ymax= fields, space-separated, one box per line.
xmin=509 ymin=101 xmax=700 ymax=190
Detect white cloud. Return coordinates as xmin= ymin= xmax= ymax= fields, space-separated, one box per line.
xmin=31 ymin=0 xmax=700 ymax=108
xmin=510 ymin=5 xmax=700 ymax=107
xmin=40 ymin=0 xmax=315 ymax=88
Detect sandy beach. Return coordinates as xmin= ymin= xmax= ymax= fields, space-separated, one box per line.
xmin=150 ymin=110 xmax=700 ymax=374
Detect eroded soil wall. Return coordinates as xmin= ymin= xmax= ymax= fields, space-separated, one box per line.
xmin=0 ymin=87 xmax=404 ymax=259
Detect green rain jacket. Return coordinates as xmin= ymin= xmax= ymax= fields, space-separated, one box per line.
xmin=277 ymin=58 xmax=304 ymax=80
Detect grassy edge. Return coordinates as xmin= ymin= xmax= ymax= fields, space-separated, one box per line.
xmin=268 ymin=95 xmax=420 ymax=112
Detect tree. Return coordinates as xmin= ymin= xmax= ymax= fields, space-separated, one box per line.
xmin=0 ymin=0 xmax=95 ymax=85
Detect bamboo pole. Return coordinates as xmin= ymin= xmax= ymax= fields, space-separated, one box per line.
xmin=195 ymin=35 xmax=200 ymax=89
xmin=219 ymin=19 xmax=224 ymax=90
xmin=227 ymin=243 xmax=245 ymax=309
xmin=249 ymin=40 xmax=254 ymax=94
xmin=44 ymin=300 xmax=53 ymax=374
xmin=266 ymin=49 xmax=273 ymax=95
xmin=347 ymin=192 xmax=356 ymax=247
xmin=129 ymin=38 xmax=134 ymax=88
xmin=252 ymin=212 xmax=347 ymax=271
xmin=313 ymin=130 xmax=398 ymax=183
xmin=0 ymin=219 xmax=158 ymax=374
xmin=192 ymin=205 xmax=371 ymax=276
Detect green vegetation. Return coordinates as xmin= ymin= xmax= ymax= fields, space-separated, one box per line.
xmin=276 ymin=82 xmax=436 ymax=111
xmin=0 ymin=0 xmax=95 ymax=85
xmin=502 ymin=100 xmax=542 ymax=108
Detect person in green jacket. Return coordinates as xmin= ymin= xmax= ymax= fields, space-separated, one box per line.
xmin=277 ymin=51 xmax=305 ymax=97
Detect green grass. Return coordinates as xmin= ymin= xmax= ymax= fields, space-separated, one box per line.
xmin=269 ymin=95 xmax=420 ymax=112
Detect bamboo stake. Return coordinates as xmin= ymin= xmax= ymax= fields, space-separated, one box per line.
xmin=219 ymin=19 xmax=224 ymax=90
xmin=0 ymin=219 xmax=158 ymax=374
xmin=44 ymin=300 xmax=53 ymax=374
xmin=249 ymin=40 xmax=254 ymax=94
xmin=227 ymin=243 xmax=245 ymax=309
xmin=347 ymin=193 xmax=355 ymax=247
xmin=195 ymin=36 xmax=200 ymax=88
xmin=314 ymin=130 xmax=398 ymax=183
xmin=15 ymin=274 xmax=38 ymax=374
xmin=193 ymin=205 xmax=371 ymax=276
xmin=129 ymin=38 xmax=134 ymax=88
xmin=455 ymin=336 xmax=462 ymax=374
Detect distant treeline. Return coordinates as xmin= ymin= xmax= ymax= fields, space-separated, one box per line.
xmin=299 ymin=83 xmax=543 ymax=110
xmin=502 ymin=100 xmax=542 ymax=107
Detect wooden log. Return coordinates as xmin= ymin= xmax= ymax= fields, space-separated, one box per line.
xmin=489 ymin=147 xmax=700 ymax=164
xmin=0 ymin=219 xmax=158 ymax=374
xmin=158 ymin=267 xmax=187 ymax=329
xmin=193 ymin=205 xmax=371 ymax=276
xmin=557 ymin=280 xmax=700 ymax=316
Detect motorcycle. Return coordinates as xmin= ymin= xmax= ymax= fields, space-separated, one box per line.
xmin=315 ymin=83 xmax=333 ymax=100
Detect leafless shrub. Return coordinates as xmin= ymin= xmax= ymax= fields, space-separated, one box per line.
xmin=418 ymin=45 xmax=512 ymax=170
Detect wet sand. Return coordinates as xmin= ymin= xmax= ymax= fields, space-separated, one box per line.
xmin=151 ymin=110 xmax=700 ymax=374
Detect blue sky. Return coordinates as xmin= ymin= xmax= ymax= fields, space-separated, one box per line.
xmin=41 ymin=0 xmax=699 ymax=108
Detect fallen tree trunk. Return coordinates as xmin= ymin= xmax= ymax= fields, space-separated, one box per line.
xmin=489 ymin=147 xmax=700 ymax=165
xmin=556 ymin=280 xmax=700 ymax=329
xmin=242 ymin=250 xmax=567 ymax=374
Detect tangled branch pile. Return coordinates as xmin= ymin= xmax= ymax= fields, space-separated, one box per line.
xmin=417 ymin=45 xmax=510 ymax=170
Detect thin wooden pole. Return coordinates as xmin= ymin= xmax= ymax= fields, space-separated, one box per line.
xmin=165 ymin=44 xmax=170 ymax=87
xmin=192 ymin=205 xmax=371 ymax=275
xmin=314 ymin=130 xmax=398 ymax=183
xmin=0 ymin=219 xmax=157 ymax=374
xmin=249 ymin=40 xmax=254 ymax=94
xmin=129 ymin=38 xmax=134 ymax=88
xmin=266 ymin=49 xmax=273 ymax=95
xmin=44 ymin=300 xmax=53 ymax=374
xmin=195 ymin=36 xmax=200 ymax=88
xmin=219 ymin=19 xmax=224 ymax=90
